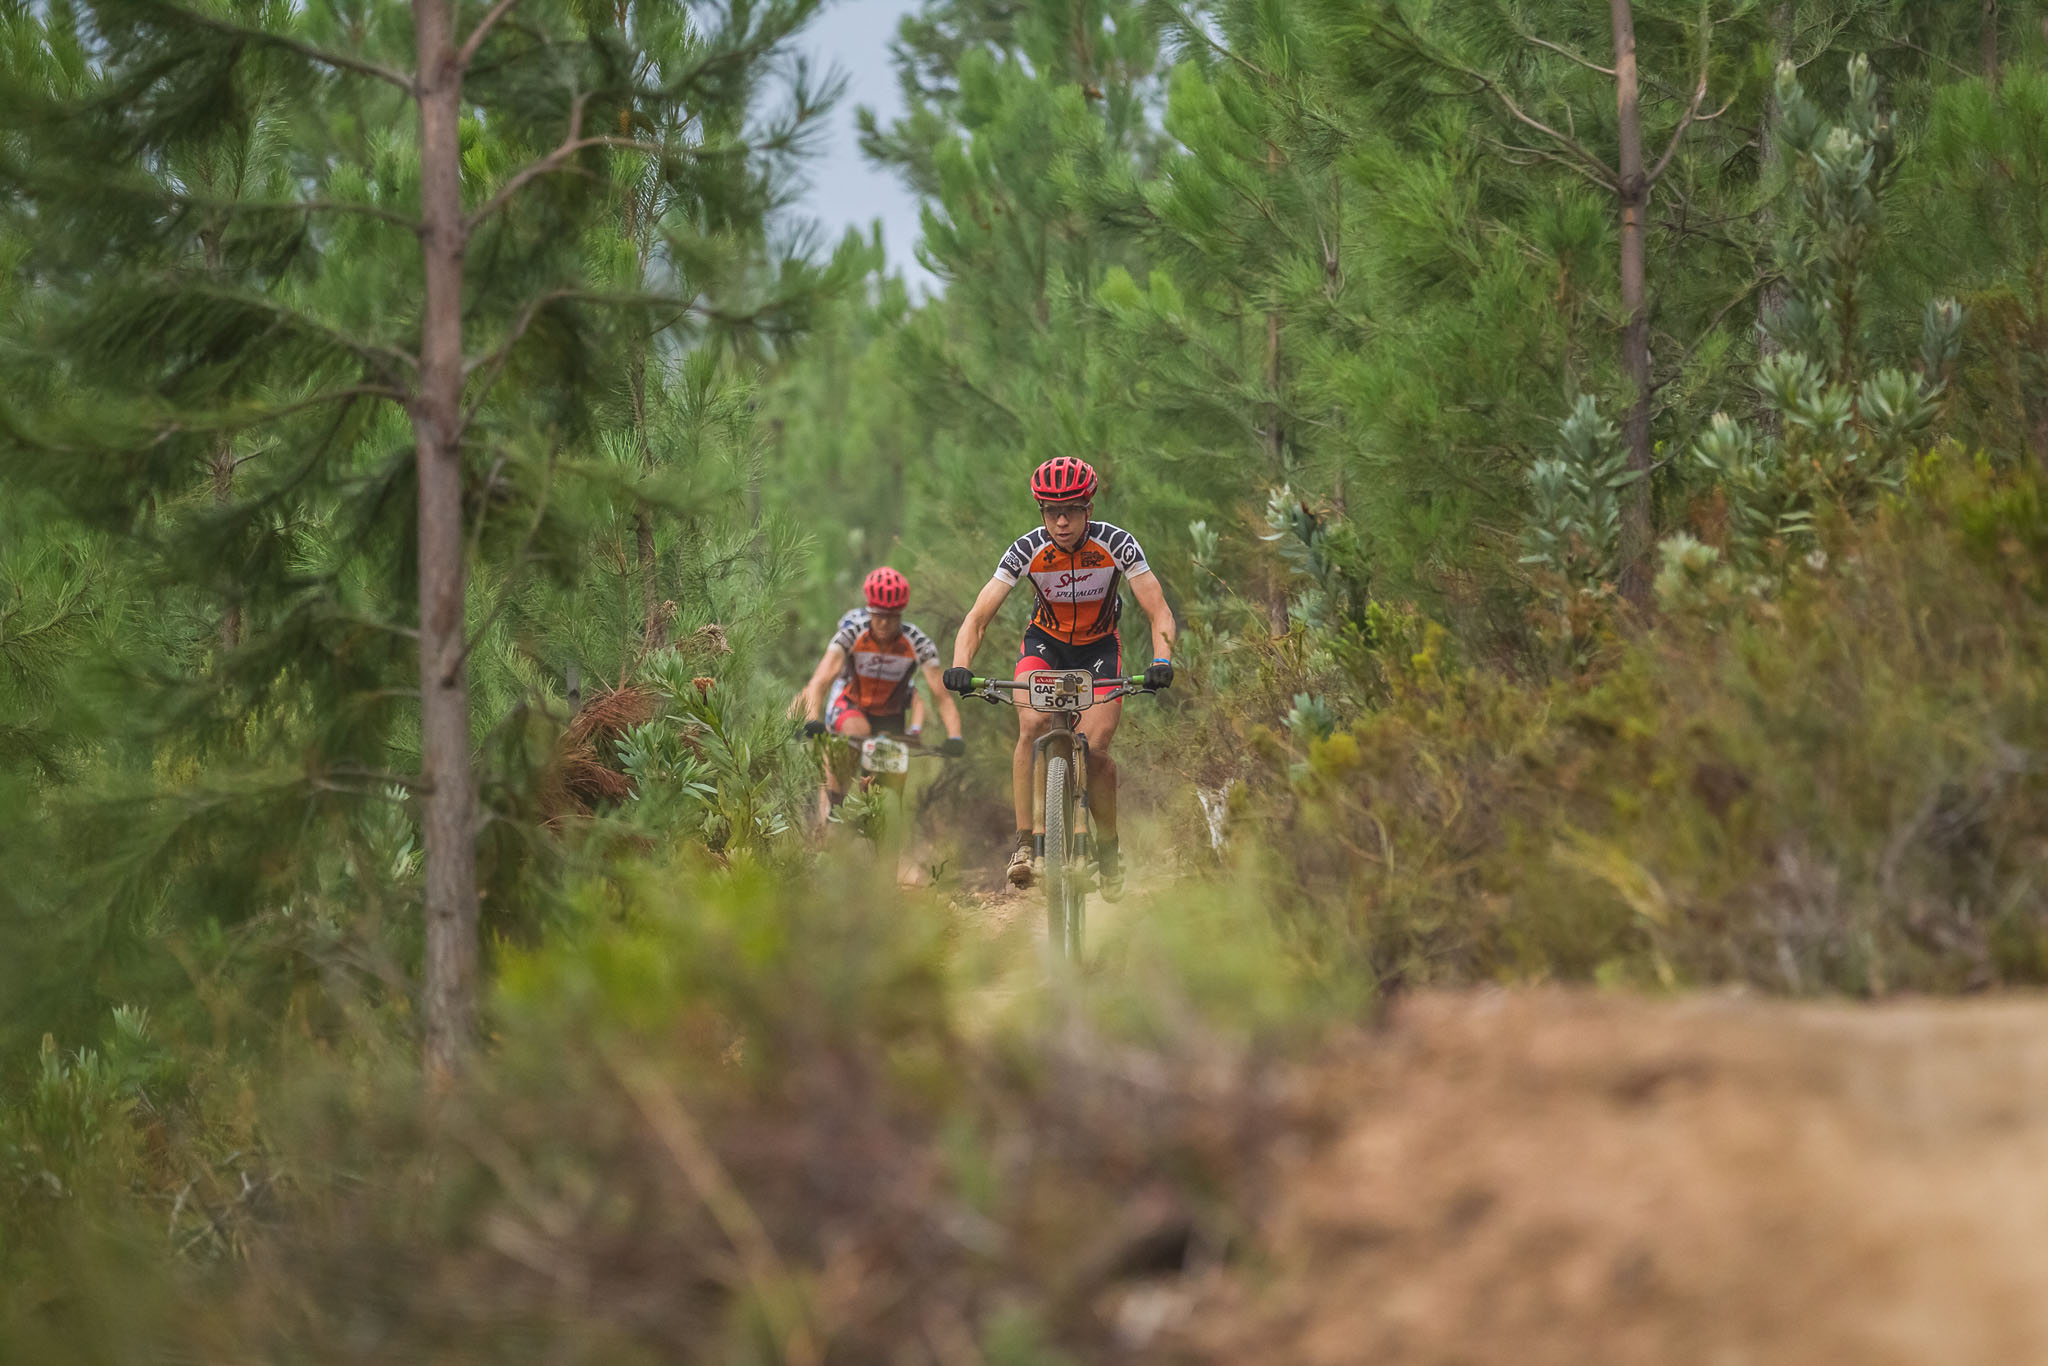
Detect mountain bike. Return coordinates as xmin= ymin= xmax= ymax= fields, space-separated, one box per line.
xmin=809 ymin=730 xmax=953 ymax=844
xmin=956 ymin=670 xmax=1160 ymax=959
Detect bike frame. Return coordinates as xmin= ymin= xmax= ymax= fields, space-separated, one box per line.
xmin=813 ymin=728 xmax=945 ymax=781
xmin=1028 ymin=709 xmax=1104 ymax=860
xmin=961 ymin=671 xmax=1155 ymax=958
xmin=808 ymin=729 xmax=953 ymax=837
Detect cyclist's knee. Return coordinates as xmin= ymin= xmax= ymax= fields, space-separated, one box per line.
xmin=838 ymin=712 xmax=873 ymax=738
xmin=1088 ymin=724 xmax=1120 ymax=761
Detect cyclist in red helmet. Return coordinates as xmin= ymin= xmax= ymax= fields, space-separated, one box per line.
xmin=798 ymin=567 xmax=965 ymax=819
xmin=943 ymin=458 xmax=1176 ymax=897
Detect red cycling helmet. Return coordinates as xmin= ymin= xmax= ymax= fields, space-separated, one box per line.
xmin=863 ymin=566 xmax=910 ymax=611
xmin=1030 ymin=456 xmax=1098 ymax=503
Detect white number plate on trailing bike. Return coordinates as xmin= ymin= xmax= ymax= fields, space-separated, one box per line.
xmin=1025 ymin=669 xmax=1095 ymax=712
xmin=861 ymin=736 xmax=911 ymax=774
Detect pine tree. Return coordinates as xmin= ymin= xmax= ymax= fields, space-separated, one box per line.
xmin=846 ymin=0 xmax=1168 ymax=596
xmin=1322 ymin=0 xmax=1773 ymax=600
xmin=1077 ymin=0 xmax=1374 ymax=627
xmin=1889 ymin=65 xmax=2048 ymax=461
xmin=1688 ymin=57 xmax=1962 ymax=568
xmin=0 ymin=0 xmax=831 ymax=1074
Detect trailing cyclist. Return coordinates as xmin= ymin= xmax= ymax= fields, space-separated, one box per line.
xmin=797 ymin=567 xmax=965 ymax=820
xmin=942 ymin=458 xmax=1175 ymax=899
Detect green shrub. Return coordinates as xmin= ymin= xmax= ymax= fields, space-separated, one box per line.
xmin=1234 ymin=456 xmax=2048 ymax=996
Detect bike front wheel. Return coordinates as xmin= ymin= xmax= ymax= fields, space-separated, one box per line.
xmin=1042 ymin=755 xmax=1086 ymax=959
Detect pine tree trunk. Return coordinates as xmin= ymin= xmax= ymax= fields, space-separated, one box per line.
xmin=1757 ymin=1 xmax=1791 ymax=367
xmin=1753 ymin=1 xmax=1791 ymax=451
xmin=412 ymin=0 xmax=480 ymax=1081
xmin=635 ymin=508 xmax=660 ymax=649
xmin=623 ymin=178 xmax=665 ymax=657
xmin=203 ymin=228 xmax=242 ymax=651
xmin=212 ymin=441 xmax=241 ymax=651
xmin=1264 ymin=141 xmax=1285 ymax=473
xmin=1982 ymin=0 xmax=2000 ymax=87
xmin=630 ymin=357 xmax=661 ymax=647
xmin=1611 ymin=0 xmax=1653 ymax=607
xmin=1265 ymin=308 xmax=1282 ymax=466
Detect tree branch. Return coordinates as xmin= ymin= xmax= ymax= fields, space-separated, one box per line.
xmin=1646 ymin=74 xmax=1710 ymax=184
xmin=1480 ymin=135 xmax=1618 ymax=192
xmin=1646 ymin=6 xmax=1718 ymax=186
xmin=459 ymin=284 xmax=806 ymax=436
xmin=175 ymin=286 xmax=419 ymax=379
xmin=463 ymin=453 xmax=509 ymax=567
xmin=178 ymin=195 xmax=420 ymax=229
xmin=171 ymin=6 xmax=413 ymax=92
xmin=1155 ymin=0 xmax=1273 ymax=81
xmin=1463 ymin=68 xmax=1616 ymax=179
xmin=156 ymin=384 xmax=407 ymax=441
xmin=460 ymin=90 xmax=718 ymax=233
xmin=1510 ymin=20 xmax=1617 ymax=77
xmin=458 ymin=289 xmax=579 ymax=431
xmin=1887 ymin=36 xmax=1975 ymax=80
xmin=456 ymin=0 xmax=522 ymax=69
xmin=1374 ymin=13 xmax=1615 ymax=178
xmin=464 ymin=91 xmax=591 ymax=230
xmin=466 ymin=134 xmax=675 ymax=226
xmin=453 ymin=450 xmax=557 ymax=675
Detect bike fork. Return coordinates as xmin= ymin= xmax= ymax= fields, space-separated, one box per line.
xmin=1072 ymin=731 xmax=1092 ymax=862
xmin=1032 ymin=726 xmax=1093 ymax=859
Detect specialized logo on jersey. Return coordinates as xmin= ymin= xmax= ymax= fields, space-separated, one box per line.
xmin=993 ymin=521 xmax=1151 ymax=645
xmin=850 ymin=651 xmax=916 ymax=681
xmin=1040 ymin=573 xmax=1122 ymax=602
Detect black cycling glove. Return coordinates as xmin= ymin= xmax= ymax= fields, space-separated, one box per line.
xmin=802 ymin=719 xmax=827 ymax=738
xmin=940 ymin=736 xmax=967 ymax=758
xmin=1143 ymin=660 xmax=1175 ymax=690
xmin=941 ymin=666 xmax=974 ymax=693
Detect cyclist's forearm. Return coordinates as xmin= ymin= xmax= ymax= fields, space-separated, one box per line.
xmin=937 ymin=691 xmax=964 ymax=738
xmin=1132 ymin=576 xmax=1177 ymax=666
xmin=802 ymin=668 xmax=833 ymax=721
xmin=802 ymin=647 xmax=844 ymax=720
xmin=1148 ymin=612 xmax=1177 ymax=665
xmin=952 ymin=612 xmax=989 ymax=670
xmin=954 ymin=578 xmax=1012 ymax=670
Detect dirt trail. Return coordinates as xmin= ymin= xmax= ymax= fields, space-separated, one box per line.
xmin=1166 ymin=988 xmax=2048 ymax=1366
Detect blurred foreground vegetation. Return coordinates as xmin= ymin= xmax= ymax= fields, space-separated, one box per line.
xmin=5 ymin=0 xmax=2048 ymax=1358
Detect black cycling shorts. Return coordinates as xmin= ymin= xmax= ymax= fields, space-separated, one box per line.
xmin=825 ymin=679 xmax=909 ymax=735
xmin=1016 ymin=624 xmax=1121 ymax=680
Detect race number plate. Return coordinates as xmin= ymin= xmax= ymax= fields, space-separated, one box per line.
xmin=861 ymin=736 xmax=911 ymax=774
xmin=1025 ymin=669 xmax=1094 ymax=713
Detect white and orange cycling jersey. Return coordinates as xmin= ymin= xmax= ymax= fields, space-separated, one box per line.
xmin=994 ymin=522 xmax=1151 ymax=645
xmin=829 ymin=608 xmax=939 ymax=717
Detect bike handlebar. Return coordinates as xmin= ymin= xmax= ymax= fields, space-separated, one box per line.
xmin=807 ymin=732 xmax=958 ymax=758
xmin=955 ymin=674 xmax=1159 ymax=704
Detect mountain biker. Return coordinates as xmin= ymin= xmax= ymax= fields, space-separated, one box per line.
xmin=798 ymin=567 xmax=965 ymax=818
xmin=942 ymin=457 xmax=1175 ymax=899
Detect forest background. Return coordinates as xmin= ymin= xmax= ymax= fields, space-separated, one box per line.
xmin=3 ymin=0 xmax=2048 ymax=1359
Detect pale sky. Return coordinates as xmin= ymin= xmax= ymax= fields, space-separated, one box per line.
xmin=791 ymin=0 xmax=938 ymax=294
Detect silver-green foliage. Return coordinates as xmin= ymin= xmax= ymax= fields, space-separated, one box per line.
xmin=1688 ymin=58 xmax=1962 ymax=569
xmin=1521 ymin=396 xmax=1639 ymax=592
xmin=616 ymin=650 xmax=799 ymax=853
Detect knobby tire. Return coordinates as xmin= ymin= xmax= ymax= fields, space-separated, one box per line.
xmin=1043 ymin=755 xmax=1085 ymax=959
